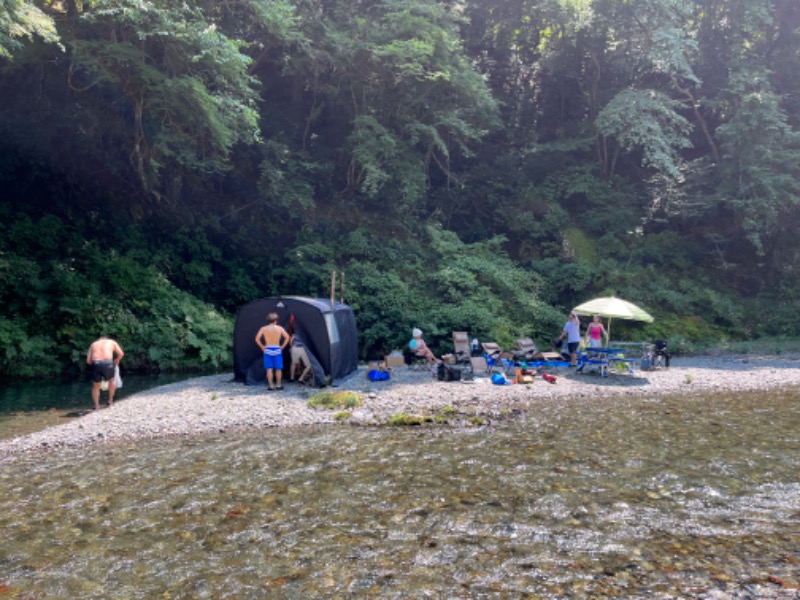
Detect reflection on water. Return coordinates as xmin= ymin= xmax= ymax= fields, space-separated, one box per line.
xmin=1 ymin=388 xmax=800 ymax=597
xmin=0 ymin=374 xmax=192 ymax=440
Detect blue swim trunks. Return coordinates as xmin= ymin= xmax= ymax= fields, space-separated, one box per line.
xmin=263 ymin=346 xmax=283 ymax=370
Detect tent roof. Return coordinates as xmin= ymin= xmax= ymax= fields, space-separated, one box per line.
xmin=237 ymin=295 xmax=349 ymax=315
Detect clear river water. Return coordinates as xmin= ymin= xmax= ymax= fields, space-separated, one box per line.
xmin=0 ymin=374 xmax=192 ymax=441
xmin=1 ymin=386 xmax=799 ymax=598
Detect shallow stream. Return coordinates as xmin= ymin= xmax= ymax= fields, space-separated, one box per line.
xmin=1 ymin=387 xmax=799 ymax=597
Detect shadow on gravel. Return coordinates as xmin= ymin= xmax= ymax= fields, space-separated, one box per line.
xmin=560 ymin=371 xmax=652 ymax=387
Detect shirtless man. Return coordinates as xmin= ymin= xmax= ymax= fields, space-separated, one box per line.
xmin=255 ymin=313 xmax=290 ymax=390
xmin=86 ymin=336 xmax=124 ymax=410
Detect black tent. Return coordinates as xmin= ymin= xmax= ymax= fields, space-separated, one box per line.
xmin=233 ymin=296 xmax=358 ymax=387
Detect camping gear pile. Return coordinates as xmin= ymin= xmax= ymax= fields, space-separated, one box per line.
xmin=230 ymin=294 xmax=658 ymax=388
xmin=414 ymin=296 xmax=656 ymax=383
xmin=490 ymin=370 xmax=557 ymax=385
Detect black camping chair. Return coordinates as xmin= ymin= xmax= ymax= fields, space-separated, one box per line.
xmin=404 ymin=348 xmax=428 ymax=370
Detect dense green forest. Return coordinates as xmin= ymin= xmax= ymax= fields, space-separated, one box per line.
xmin=1 ymin=0 xmax=799 ymax=378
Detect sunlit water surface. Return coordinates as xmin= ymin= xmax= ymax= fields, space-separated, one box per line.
xmin=1 ymin=388 xmax=799 ymax=598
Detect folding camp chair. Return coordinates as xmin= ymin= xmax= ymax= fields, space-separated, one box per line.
xmin=469 ymin=355 xmax=491 ymax=376
xmin=481 ymin=342 xmax=516 ymax=374
xmin=515 ymin=338 xmax=563 ymax=362
xmin=514 ymin=338 xmax=538 ymax=361
xmin=452 ymin=331 xmax=472 ymax=368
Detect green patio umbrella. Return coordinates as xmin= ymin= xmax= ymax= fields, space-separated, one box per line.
xmin=572 ymin=296 xmax=654 ymax=341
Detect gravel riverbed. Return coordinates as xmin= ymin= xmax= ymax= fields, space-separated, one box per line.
xmin=2 ymin=352 xmax=799 ymax=460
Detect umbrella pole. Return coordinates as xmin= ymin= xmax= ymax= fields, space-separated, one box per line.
xmin=607 ymin=318 xmax=612 ymax=346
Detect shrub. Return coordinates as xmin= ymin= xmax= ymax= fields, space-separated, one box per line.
xmin=387 ymin=413 xmax=425 ymax=426
xmin=308 ymin=391 xmax=363 ymax=410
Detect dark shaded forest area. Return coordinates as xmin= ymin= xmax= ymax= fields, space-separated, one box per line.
xmin=1 ymin=0 xmax=799 ymax=378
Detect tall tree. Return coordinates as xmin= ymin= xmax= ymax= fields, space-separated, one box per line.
xmin=278 ymin=0 xmax=500 ymax=211
xmin=0 ymin=0 xmax=266 ymax=210
xmin=0 ymin=0 xmax=58 ymax=59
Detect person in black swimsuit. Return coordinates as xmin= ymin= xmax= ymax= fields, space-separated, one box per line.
xmin=86 ymin=336 xmax=124 ymax=409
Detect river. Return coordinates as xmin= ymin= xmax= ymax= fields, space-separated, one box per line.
xmin=1 ymin=386 xmax=799 ymax=597
xmin=0 ymin=374 xmax=194 ymax=441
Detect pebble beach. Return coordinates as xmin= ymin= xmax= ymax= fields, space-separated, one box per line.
xmin=2 ymin=352 xmax=799 ymax=460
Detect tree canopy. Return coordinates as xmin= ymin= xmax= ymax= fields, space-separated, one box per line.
xmin=1 ymin=0 xmax=799 ymax=377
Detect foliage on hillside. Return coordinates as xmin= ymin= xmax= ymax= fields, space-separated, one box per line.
xmin=0 ymin=207 xmax=231 ymax=377
xmin=1 ymin=0 xmax=799 ymax=378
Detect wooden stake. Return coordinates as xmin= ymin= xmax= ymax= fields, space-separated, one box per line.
xmin=330 ymin=270 xmax=336 ymax=309
xmin=340 ymin=271 xmax=345 ymax=304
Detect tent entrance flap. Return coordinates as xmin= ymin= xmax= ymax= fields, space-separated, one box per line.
xmin=325 ymin=313 xmax=340 ymax=344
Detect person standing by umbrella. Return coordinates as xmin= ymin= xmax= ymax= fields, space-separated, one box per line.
xmin=558 ymin=313 xmax=582 ymax=367
xmin=586 ymin=315 xmax=609 ymax=349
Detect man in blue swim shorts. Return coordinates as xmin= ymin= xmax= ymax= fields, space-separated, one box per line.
xmin=255 ymin=312 xmax=290 ymax=391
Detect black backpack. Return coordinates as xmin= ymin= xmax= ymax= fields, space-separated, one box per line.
xmin=437 ymin=364 xmax=462 ymax=382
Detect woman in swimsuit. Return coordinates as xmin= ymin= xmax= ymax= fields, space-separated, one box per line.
xmin=411 ymin=328 xmax=441 ymax=365
xmin=586 ymin=315 xmax=608 ymax=349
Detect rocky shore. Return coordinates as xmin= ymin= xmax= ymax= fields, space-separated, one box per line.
xmin=2 ymin=352 xmax=799 ymax=459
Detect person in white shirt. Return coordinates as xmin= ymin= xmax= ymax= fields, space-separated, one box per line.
xmin=558 ymin=313 xmax=582 ymax=367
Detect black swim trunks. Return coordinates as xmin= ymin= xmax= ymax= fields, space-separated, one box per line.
xmin=91 ymin=360 xmax=115 ymax=382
